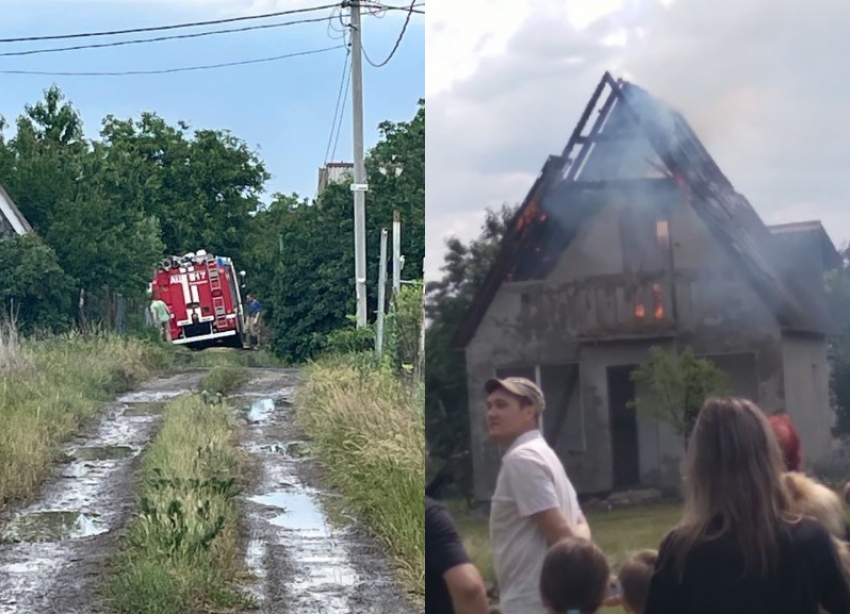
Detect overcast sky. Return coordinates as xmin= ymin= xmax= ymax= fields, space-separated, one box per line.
xmin=1 ymin=0 xmax=423 ymax=202
xmin=426 ymin=0 xmax=850 ymax=282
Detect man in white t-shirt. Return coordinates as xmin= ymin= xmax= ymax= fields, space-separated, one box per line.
xmin=485 ymin=376 xmax=590 ymax=614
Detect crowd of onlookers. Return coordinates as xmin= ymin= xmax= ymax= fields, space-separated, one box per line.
xmin=426 ymin=376 xmax=850 ymax=614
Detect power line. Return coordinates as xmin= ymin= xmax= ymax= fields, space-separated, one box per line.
xmin=361 ymin=0 xmax=417 ymax=68
xmin=0 ymin=3 xmax=341 ymax=44
xmin=0 ymin=15 xmax=336 ymax=58
xmin=324 ymin=47 xmax=351 ymax=165
xmin=330 ymin=57 xmax=351 ymax=161
xmin=0 ymin=45 xmax=344 ymax=77
xmin=363 ymin=1 xmax=425 ymax=14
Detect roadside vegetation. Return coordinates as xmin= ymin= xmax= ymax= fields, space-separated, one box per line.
xmin=295 ymin=284 xmax=426 ymax=597
xmin=108 ymin=394 xmax=248 ymax=614
xmin=199 ymin=365 xmax=250 ymax=397
xmin=0 ymin=323 xmax=172 ymax=512
xmin=175 ymin=347 xmax=284 ymax=369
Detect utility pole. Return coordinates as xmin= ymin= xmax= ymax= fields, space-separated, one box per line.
xmin=376 ymin=228 xmax=388 ymax=356
xmin=349 ymin=0 xmax=368 ymax=328
xmin=416 ymin=260 xmax=426 ymax=381
xmin=392 ymin=210 xmax=401 ymax=296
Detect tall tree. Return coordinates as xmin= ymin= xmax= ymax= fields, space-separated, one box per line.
xmin=424 ymin=204 xmax=516 ymax=462
xmin=825 ymin=245 xmax=850 ymax=435
xmin=244 ymin=102 xmax=425 ymax=362
xmin=97 ymin=113 xmax=270 ymax=265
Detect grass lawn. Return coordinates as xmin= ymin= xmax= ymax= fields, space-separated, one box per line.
xmin=445 ymin=500 xmax=682 ymax=614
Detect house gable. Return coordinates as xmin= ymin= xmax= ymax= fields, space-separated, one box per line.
xmin=0 ymin=183 xmax=32 ymax=237
xmin=452 ymin=72 xmax=835 ymax=349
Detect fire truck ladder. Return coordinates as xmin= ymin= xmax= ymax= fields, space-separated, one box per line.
xmin=206 ymin=260 xmax=228 ymax=328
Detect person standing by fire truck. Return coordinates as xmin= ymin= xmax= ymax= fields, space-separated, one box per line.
xmin=149 ymin=294 xmax=172 ymax=342
xmin=246 ymin=294 xmax=263 ymax=349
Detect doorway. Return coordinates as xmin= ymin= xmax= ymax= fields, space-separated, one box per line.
xmin=607 ymin=365 xmax=641 ymax=489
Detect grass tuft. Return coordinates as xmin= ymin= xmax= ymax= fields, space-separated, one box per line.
xmin=108 ymin=394 xmax=249 ymax=614
xmin=199 ymin=365 xmax=250 ymax=397
xmin=295 ymin=357 xmax=425 ymax=597
xmin=0 ymin=328 xmax=172 ymax=511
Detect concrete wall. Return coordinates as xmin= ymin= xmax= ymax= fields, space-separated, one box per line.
xmin=781 ymin=332 xmax=833 ymax=468
xmin=465 ymin=189 xmax=792 ymax=501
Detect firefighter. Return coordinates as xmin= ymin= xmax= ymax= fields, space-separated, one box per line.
xmin=149 ymin=292 xmax=172 ymax=342
xmin=246 ymin=293 xmax=263 ymax=349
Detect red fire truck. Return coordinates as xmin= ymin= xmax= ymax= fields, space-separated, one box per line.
xmin=149 ymin=250 xmax=247 ymax=349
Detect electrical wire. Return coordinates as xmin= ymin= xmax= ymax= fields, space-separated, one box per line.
xmin=0 ymin=45 xmax=344 ymax=76
xmin=330 ymin=63 xmax=351 ymax=162
xmin=323 ymin=46 xmax=351 ymax=165
xmin=0 ymin=3 xmax=341 ymax=44
xmin=0 ymin=15 xmax=337 ymax=58
xmin=363 ymin=2 xmax=424 ymax=15
xmin=361 ymin=0 xmax=417 ymax=68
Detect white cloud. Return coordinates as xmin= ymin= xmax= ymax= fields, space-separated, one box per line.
xmin=426 ymin=0 xmax=850 ymax=283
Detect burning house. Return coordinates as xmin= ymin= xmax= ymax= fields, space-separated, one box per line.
xmin=452 ymin=72 xmax=842 ymax=501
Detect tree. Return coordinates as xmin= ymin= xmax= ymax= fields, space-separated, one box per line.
xmin=242 ymin=102 xmax=425 ymax=363
xmin=424 ymin=204 xmax=516 ymax=465
xmin=629 ymin=346 xmax=729 ymax=445
xmin=97 ymin=112 xmax=270 ymax=265
xmin=0 ymin=85 xmax=273 ymax=331
xmin=1 ymin=85 xmax=87 ymax=234
xmin=825 ymin=246 xmax=850 ymax=435
xmin=0 ymin=234 xmax=75 ymax=333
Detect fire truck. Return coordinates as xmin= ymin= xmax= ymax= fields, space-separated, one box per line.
xmin=149 ymin=250 xmax=247 ymax=349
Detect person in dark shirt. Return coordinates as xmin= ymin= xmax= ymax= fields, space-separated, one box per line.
xmin=644 ymin=396 xmax=850 ymax=614
xmin=426 ymin=496 xmax=490 ymax=614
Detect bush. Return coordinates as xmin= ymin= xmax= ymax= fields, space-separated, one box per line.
xmin=384 ymin=282 xmax=423 ymax=373
xmin=321 ymin=318 xmax=376 ymax=356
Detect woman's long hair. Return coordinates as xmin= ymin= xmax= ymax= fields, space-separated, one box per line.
xmin=664 ymin=396 xmax=799 ymax=580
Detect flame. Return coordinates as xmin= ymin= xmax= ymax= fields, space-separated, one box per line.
xmin=635 ymin=300 xmax=645 ymax=319
xmin=515 ymin=200 xmax=540 ymax=232
xmin=652 ymin=283 xmax=664 ymax=319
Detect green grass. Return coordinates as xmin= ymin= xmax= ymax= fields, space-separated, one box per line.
xmin=0 ymin=325 xmax=173 ymax=511
xmin=175 ymin=347 xmax=284 ymax=368
xmin=198 ymin=365 xmax=250 ymax=396
xmin=447 ymin=500 xmax=682 ymax=614
xmin=107 ymin=394 xmax=249 ymax=614
xmin=295 ymin=357 xmax=425 ymax=599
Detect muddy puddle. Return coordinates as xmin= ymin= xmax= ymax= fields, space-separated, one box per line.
xmin=1 ymin=511 xmax=107 ymax=543
xmin=0 ymin=370 xmax=208 ymax=614
xmin=121 ymin=401 xmax=167 ymax=417
xmin=70 ymin=445 xmax=135 ymax=461
xmin=239 ymin=383 xmax=418 ymax=614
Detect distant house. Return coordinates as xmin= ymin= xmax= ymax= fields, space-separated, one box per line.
xmin=452 ymin=72 xmax=841 ymax=501
xmin=0 ymin=182 xmax=32 ymax=237
xmin=317 ymin=162 xmax=354 ymax=196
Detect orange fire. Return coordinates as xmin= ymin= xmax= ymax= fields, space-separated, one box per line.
xmin=635 ymin=300 xmax=646 ymax=319
xmin=515 ymin=200 xmax=540 ymax=232
xmin=652 ymin=283 xmax=664 ymax=320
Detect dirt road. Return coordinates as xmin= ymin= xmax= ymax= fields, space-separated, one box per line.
xmin=0 ymin=367 xmax=420 ymax=614
xmin=238 ymin=369 xmax=420 ymax=614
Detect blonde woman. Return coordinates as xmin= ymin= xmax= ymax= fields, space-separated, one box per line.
xmin=644 ymin=397 xmax=850 ymax=614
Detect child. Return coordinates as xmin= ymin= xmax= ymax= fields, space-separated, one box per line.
xmin=539 ymin=537 xmax=610 ymax=614
xmin=616 ymin=549 xmax=658 ymax=614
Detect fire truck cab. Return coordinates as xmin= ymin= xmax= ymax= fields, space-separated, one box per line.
xmin=150 ymin=250 xmax=247 ymax=349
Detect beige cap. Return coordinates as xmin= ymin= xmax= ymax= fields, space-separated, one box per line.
xmin=485 ymin=377 xmax=545 ymax=412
